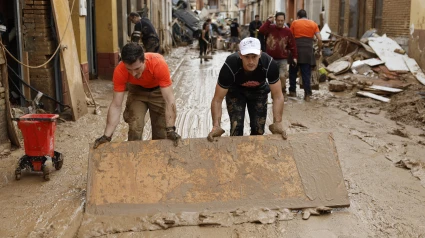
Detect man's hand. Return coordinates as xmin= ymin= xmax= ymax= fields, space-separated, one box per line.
xmin=293 ymin=58 xmax=298 ymax=66
xmin=268 ymin=15 xmax=274 ymax=22
xmin=207 ymin=126 xmax=225 ymax=142
xmin=269 ymin=123 xmax=288 ymax=140
xmin=166 ymin=127 xmax=181 ymax=146
xmin=93 ymin=135 xmax=112 ymax=149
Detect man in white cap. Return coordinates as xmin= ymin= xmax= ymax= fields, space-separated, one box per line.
xmin=207 ymin=37 xmax=287 ymax=141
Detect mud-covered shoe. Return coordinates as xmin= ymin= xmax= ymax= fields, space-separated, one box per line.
xmin=288 ymin=91 xmax=297 ymax=97
xmin=304 ymin=95 xmax=311 ymax=102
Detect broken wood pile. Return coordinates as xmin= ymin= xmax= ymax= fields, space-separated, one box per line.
xmin=321 ymin=30 xmax=425 ymax=103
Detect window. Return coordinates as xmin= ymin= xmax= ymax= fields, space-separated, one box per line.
xmin=374 ymin=0 xmax=383 ymax=33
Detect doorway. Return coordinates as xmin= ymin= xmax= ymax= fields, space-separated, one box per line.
xmin=348 ymin=0 xmax=366 ymax=38
xmin=0 ymin=0 xmax=24 ymax=105
xmin=86 ymin=0 xmax=97 ymax=78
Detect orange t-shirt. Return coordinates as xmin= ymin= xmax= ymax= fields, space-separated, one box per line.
xmin=113 ymin=53 xmax=172 ymax=92
xmin=290 ymin=19 xmax=320 ymax=38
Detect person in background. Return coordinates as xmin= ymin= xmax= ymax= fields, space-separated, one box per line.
xmin=199 ymin=19 xmax=211 ymax=64
xmin=259 ymin=12 xmax=297 ymax=96
xmin=229 ymin=18 xmax=240 ymax=53
xmin=128 ymin=12 xmax=160 ymax=53
xmin=249 ymin=15 xmax=265 ymax=51
xmin=289 ymin=9 xmax=322 ymax=102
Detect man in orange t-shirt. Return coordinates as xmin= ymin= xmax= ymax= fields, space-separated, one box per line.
xmin=289 ymin=9 xmax=322 ymax=102
xmin=93 ymin=43 xmax=181 ymax=148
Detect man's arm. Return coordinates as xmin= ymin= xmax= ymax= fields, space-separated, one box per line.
xmin=207 ymin=84 xmax=228 ymax=141
xmin=269 ymin=80 xmax=284 ymax=123
xmin=287 ymin=31 xmax=298 ymax=62
xmin=258 ymin=18 xmax=272 ymax=35
xmin=103 ymin=91 xmax=125 ymax=137
xmin=268 ymin=80 xmax=287 ymax=139
xmin=211 ymin=84 xmax=228 ymax=127
xmin=315 ymin=32 xmax=323 ymax=51
xmin=160 ymin=86 xmax=177 ymax=127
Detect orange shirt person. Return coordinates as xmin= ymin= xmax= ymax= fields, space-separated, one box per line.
xmin=93 ymin=43 xmax=181 ymax=148
xmin=288 ymin=9 xmax=322 ymax=102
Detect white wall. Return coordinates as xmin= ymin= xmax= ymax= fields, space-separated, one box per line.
xmin=275 ymin=0 xmax=286 ymax=13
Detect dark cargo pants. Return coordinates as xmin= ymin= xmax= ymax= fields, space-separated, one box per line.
xmin=123 ymin=84 xmax=167 ymax=141
xmin=225 ymin=84 xmax=270 ymax=136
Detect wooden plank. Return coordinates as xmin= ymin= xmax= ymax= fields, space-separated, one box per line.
xmin=86 ymin=133 xmax=350 ymax=216
xmin=366 ymin=85 xmax=403 ymax=93
xmin=362 ymin=58 xmax=384 ymax=67
xmin=404 ymin=57 xmax=425 ymax=85
xmin=51 ymin=0 xmax=87 ymax=120
xmin=368 ymin=37 xmax=409 ymax=72
xmin=0 ymin=45 xmax=21 ymax=147
xmin=357 ymin=91 xmax=390 ymax=103
xmin=22 ymin=52 xmax=32 ymax=100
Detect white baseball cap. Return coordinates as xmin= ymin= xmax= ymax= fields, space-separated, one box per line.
xmin=239 ymin=37 xmax=261 ymax=55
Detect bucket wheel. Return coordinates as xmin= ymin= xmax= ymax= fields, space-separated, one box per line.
xmin=15 ymin=168 xmax=21 ymax=180
xmin=54 ymin=151 xmax=63 ymax=170
xmin=42 ymin=165 xmax=50 ymax=181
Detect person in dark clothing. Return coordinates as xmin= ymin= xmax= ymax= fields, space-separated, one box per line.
xmin=229 ymin=18 xmax=240 ymax=53
xmin=129 ymin=12 xmax=160 ymax=53
xmin=249 ymin=15 xmax=265 ymax=51
xmin=289 ymin=9 xmax=322 ymax=102
xmin=208 ymin=37 xmax=287 ymax=141
xmin=199 ymin=19 xmax=211 ymax=64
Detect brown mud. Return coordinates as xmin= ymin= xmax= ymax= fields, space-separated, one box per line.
xmin=0 ymin=47 xmax=424 ymax=237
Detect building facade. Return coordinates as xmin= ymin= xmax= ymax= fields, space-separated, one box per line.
xmin=328 ymin=0 xmax=411 ymax=40
xmin=408 ymin=0 xmax=425 ymax=70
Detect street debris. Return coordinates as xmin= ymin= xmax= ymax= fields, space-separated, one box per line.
xmin=320 ymin=28 xmax=425 ymax=111
xmin=357 ymin=91 xmax=390 ymax=103
xmin=394 ymin=159 xmax=425 ymax=188
xmin=301 ymin=206 xmax=332 ymax=220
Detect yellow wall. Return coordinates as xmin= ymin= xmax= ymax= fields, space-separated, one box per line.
xmin=95 ymin=0 xmax=118 ymax=53
xmin=410 ymin=0 xmax=425 ymax=30
xmin=70 ymin=0 xmax=88 ymax=63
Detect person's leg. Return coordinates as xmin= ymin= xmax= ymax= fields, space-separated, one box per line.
xmin=299 ymin=63 xmax=312 ymax=100
xmin=144 ymin=38 xmax=160 ymax=53
xmin=288 ymin=63 xmax=299 ymax=95
xmin=123 ymin=93 xmax=149 ymax=141
xmin=199 ymin=40 xmax=205 ymax=63
xmin=276 ymin=59 xmax=288 ymax=95
xmin=225 ymin=89 xmax=247 ymax=136
xmin=147 ymin=89 xmax=167 ymax=140
xmin=246 ymin=85 xmax=270 ymax=135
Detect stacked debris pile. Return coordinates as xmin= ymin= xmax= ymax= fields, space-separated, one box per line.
xmin=322 ymin=32 xmax=425 ymax=100
xmin=319 ymin=29 xmax=425 ymax=126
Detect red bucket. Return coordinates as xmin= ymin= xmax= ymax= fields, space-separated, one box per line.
xmin=16 ymin=114 xmax=59 ymax=157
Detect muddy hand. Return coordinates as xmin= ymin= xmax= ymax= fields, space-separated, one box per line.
xmin=166 ymin=127 xmax=181 ymax=146
xmin=269 ymin=123 xmax=288 ymax=140
xmin=207 ymin=126 xmax=225 ymax=142
xmin=302 ymin=206 xmax=332 ymax=220
xmin=93 ymin=135 xmax=111 ymax=149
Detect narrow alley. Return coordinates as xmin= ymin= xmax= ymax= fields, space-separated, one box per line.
xmin=0 ymin=46 xmax=424 ymax=237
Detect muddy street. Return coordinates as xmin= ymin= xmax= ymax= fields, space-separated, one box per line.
xmin=0 ymin=46 xmax=425 ymax=237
